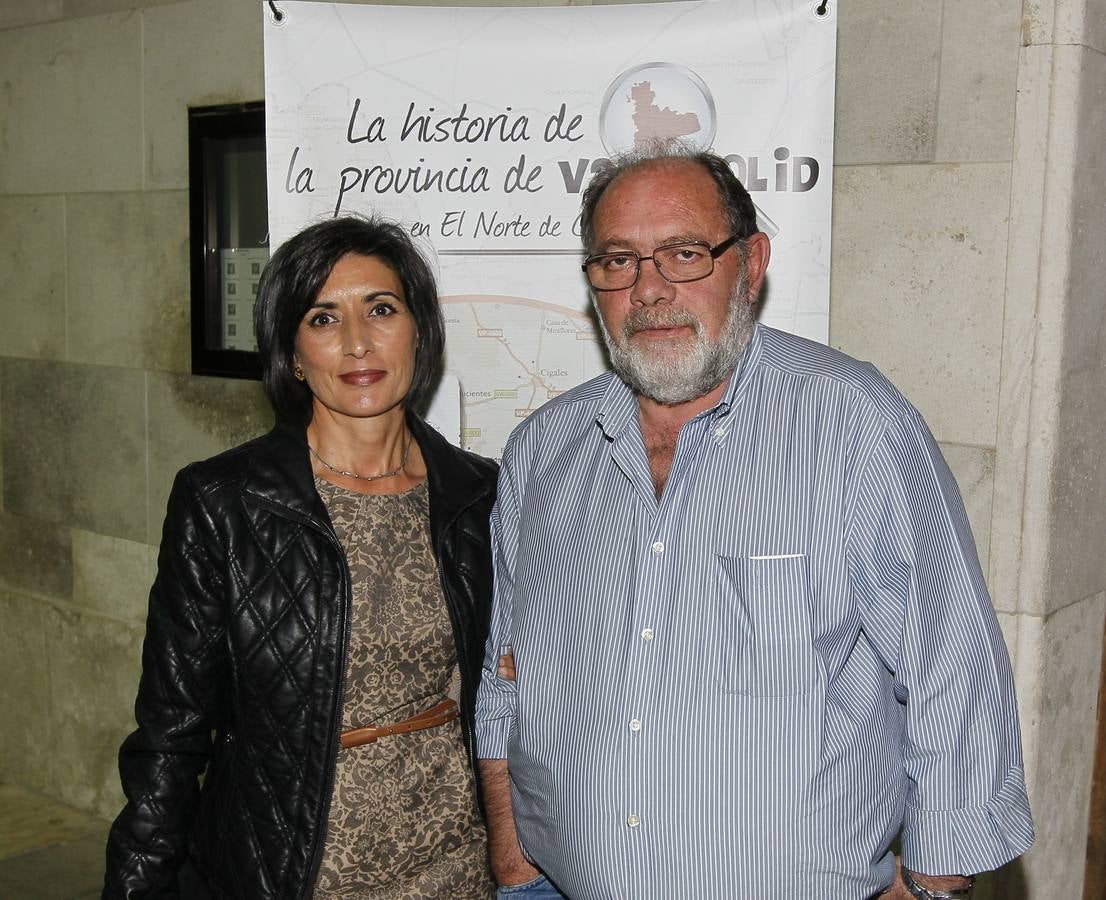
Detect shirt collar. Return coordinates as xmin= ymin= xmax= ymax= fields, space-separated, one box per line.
xmin=593 ymin=323 xmax=765 ymax=440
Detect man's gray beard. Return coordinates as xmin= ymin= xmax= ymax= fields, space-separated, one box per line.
xmin=596 ymin=274 xmax=756 ymax=406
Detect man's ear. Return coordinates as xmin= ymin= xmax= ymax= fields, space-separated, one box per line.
xmin=742 ymin=232 xmax=771 ymax=301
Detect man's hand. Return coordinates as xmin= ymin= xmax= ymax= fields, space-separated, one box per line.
xmin=880 ymin=858 xmax=974 ymax=897
xmin=479 ymin=758 xmax=540 ymax=886
xmin=498 ymin=650 xmax=516 ymax=682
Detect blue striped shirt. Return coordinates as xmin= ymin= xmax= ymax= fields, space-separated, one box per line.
xmin=475 ymin=325 xmax=1034 ymax=899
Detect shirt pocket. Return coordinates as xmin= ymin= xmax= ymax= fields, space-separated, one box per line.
xmin=717 ymin=553 xmax=818 ymax=697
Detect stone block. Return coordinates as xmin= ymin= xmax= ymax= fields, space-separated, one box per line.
xmin=0 ymin=592 xmax=53 ymax=795
xmin=1055 ymin=0 xmax=1106 ymax=55
xmin=1021 ymin=0 xmax=1054 ymax=46
xmin=72 ymin=529 xmax=157 ymax=624
xmin=0 ymin=196 xmax=67 ymax=361
xmin=147 ymin=371 xmax=272 ymax=542
xmin=939 ymin=443 xmax=996 ymax=584
xmin=1019 ymin=592 xmax=1106 ymax=898
xmin=829 ymin=162 xmax=1010 ymax=447
xmin=833 ymin=0 xmax=941 ymax=164
xmin=994 ymin=612 xmax=1018 ymax=669
xmin=936 ymin=0 xmax=1020 ymax=162
xmin=143 ymin=0 xmax=265 ymax=189
xmin=0 ymin=0 xmax=62 ymax=30
xmin=989 ymin=44 xmax=1054 ymax=616
xmin=1 ymin=360 xmax=146 ymax=542
xmin=0 ymin=512 xmax=72 ymax=600
xmin=1045 ymin=45 xmax=1106 ymax=612
xmin=45 ymin=603 xmax=143 ymax=819
xmin=66 ymin=191 xmax=190 ymax=373
xmin=0 ymin=12 xmax=141 ymax=194
xmin=63 ymin=0 xmax=181 ymax=15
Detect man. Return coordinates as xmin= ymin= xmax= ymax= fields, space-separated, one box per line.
xmin=475 ymin=146 xmax=1034 ymax=899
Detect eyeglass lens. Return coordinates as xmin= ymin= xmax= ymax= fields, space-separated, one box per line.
xmin=585 ymin=243 xmax=715 ymax=290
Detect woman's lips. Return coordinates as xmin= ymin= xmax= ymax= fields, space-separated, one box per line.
xmin=339 ymin=369 xmax=385 ymax=386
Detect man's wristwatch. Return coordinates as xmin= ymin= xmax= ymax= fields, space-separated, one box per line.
xmin=901 ymin=867 xmax=975 ymax=899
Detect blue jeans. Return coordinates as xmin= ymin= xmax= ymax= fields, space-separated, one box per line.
xmin=496 ymin=873 xmax=566 ymax=898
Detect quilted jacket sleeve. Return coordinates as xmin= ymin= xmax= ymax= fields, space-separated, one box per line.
xmin=103 ymin=469 xmax=230 ymax=899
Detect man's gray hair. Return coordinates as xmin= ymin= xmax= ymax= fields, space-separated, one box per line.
xmin=578 ymin=141 xmax=760 ymax=253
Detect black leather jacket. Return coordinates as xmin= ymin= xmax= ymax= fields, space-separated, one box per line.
xmin=104 ymin=417 xmax=498 ymax=899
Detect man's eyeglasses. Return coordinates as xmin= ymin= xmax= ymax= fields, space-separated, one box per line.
xmin=582 ymin=235 xmax=743 ymax=292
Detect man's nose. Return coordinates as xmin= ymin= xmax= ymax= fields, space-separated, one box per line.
xmin=629 ymin=257 xmax=674 ymax=307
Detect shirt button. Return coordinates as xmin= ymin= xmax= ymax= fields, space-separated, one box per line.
xmin=713 ymin=426 xmax=726 ymax=438
xmin=651 ymin=541 xmax=665 ymax=555
xmin=626 ymin=814 xmax=640 ymax=827
xmin=641 ymin=627 xmax=655 ymax=641
xmin=629 ymin=718 xmax=641 ymax=732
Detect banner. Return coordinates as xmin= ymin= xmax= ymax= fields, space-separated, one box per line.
xmin=264 ymin=0 xmax=836 ymax=456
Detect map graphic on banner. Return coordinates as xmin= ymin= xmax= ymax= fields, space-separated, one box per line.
xmin=264 ymin=0 xmax=836 ymax=456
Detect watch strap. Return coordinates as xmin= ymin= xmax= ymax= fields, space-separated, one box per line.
xmin=901 ymin=867 xmax=974 ymax=900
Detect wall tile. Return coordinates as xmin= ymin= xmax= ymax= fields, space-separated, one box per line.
xmin=0 ymin=0 xmax=63 ymax=30
xmin=1 ymin=360 xmax=146 ymax=542
xmin=833 ymin=0 xmax=942 ymax=165
xmin=45 ymin=603 xmax=142 ymax=818
xmin=142 ymin=0 xmax=265 ymax=189
xmin=0 ymin=591 xmax=53 ymax=795
xmin=939 ymin=443 xmax=996 ymax=583
xmin=72 ymin=529 xmax=157 ymax=624
xmin=936 ymin=0 xmax=1020 ymax=162
xmin=0 ymin=512 xmax=72 ymax=600
xmin=66 ymin=191 xmax=190 ymax=373
xmin=0 ymin=195 xmax=67 ymax=360
xmin=0 ymin=12 xmax=141 ymax=194
xmin=1019 ymin=592 xmax=1106 ymax=898
xmin=1045 ymin=45 xmax=1106 ymax=611
xmin=146 ymin=372 xmax=272 ymax=542
xmin=829 ymin=162 xmax=1010 ymax=447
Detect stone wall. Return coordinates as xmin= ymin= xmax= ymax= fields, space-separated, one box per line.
xmin=0 ymin=0 xmax=1102 ymax=894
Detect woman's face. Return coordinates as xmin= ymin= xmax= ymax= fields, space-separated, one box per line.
xmin=293 ymin=252 xmax=418 ymax=423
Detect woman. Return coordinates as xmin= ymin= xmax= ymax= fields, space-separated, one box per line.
xmin=104 ymin=217 xmax=498 ymax=899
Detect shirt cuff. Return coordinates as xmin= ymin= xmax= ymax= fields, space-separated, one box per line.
xmin=900 ymin=766 xmax=1036 ymax=875
xmin=474 ymin=714 xmax=512 ymax=759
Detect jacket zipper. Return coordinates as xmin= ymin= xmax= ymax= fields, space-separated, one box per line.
xmin=298 ymin=520 xmax=352 ymax=900
xmin=432 ymin=492 xmax=492 ymax=810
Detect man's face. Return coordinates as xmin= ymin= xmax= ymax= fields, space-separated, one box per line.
xmin=589 ymin=159 xmax=767 ymax=406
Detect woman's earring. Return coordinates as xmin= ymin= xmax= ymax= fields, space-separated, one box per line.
xmin=293 ymin=364 xmax=306 ymax=381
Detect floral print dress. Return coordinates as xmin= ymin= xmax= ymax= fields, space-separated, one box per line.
xmin=312 ymin=477 xmax=494 ymax=900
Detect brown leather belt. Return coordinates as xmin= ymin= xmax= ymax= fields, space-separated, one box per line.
xmin=339 ymin=698 xmax=459 ymax=750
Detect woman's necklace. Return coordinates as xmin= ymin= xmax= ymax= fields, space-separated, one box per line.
xmin=309 ymin=432 xmax=413 ymax=482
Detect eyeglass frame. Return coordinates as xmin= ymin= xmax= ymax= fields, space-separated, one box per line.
xmin=581 ymin=235 xmax=744 ymax=292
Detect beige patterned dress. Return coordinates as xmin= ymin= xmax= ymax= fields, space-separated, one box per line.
xmin=312 ymin=477 xmax=494 ymax=900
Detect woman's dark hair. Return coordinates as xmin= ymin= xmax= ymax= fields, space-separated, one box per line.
xmin=254 ymin=215 xmax=445 ymax=427
xmin=579 ymin=142 xmax=760 ymax=253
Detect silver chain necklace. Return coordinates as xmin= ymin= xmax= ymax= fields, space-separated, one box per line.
xmin=309 ymin=433 xmax=413 ymax=482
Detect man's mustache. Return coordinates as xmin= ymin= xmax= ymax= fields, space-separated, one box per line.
xmin=621 ymin=307 xmax=702 ymax=339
